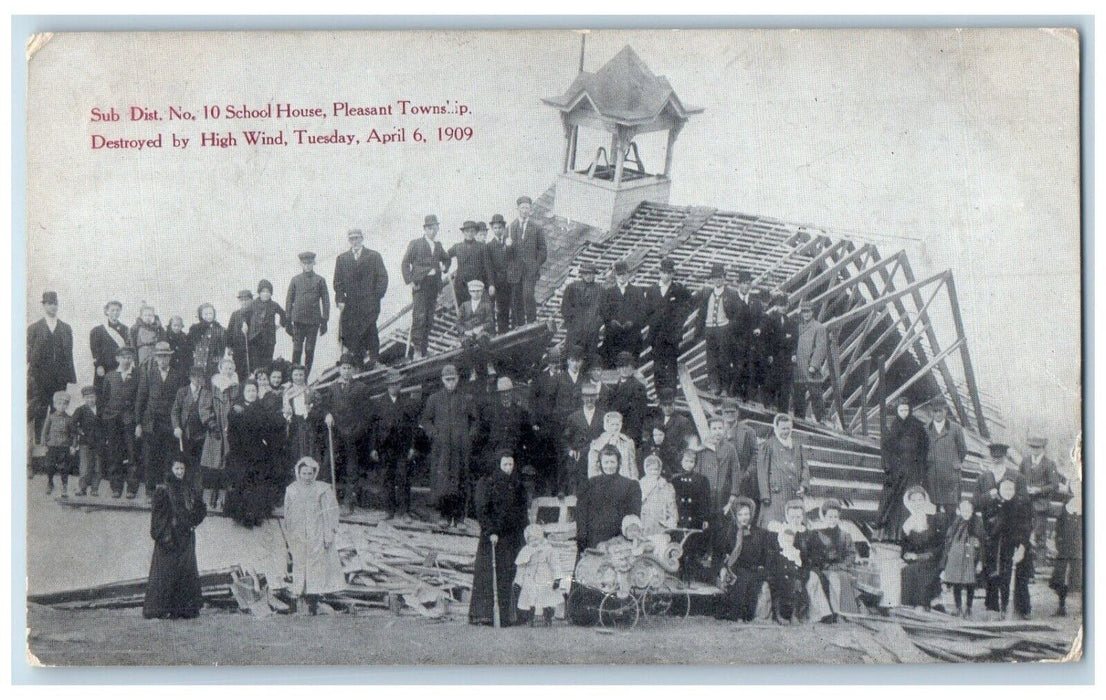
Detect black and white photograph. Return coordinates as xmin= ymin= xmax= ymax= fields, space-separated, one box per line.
xmin=20 ymin=26 xmax=1083 ymax=667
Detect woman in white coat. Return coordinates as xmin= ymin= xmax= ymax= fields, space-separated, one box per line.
xmin=283 ymin=456 xmax=343 ymax=614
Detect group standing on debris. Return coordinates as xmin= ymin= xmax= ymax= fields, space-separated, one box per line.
xmin=27 ymin=194 xmax=1080 ymax=624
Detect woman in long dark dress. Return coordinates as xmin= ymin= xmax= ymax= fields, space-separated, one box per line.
xmin=143 ymin=458 xmax=207 ymax=619
xmin=877 ymin=397 xmax=930 ymax=540
xmin=469 ymin=449 xmax=529 ymax=626
xmin=224 ymin=380 xmax=287 ymax=527
xmin=899 ymin=485 xmax=946 ymax=610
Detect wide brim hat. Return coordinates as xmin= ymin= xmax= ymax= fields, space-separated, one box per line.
xmin=732 ymin=496 xmax=757 ymax=515
xmin=709 ymin=263 xmax=727 ymax=279
xmin=659 ymin=258 xmax=676 ymax=273
xmin=424 ymin=214 xmax=440 ymax=227
xmin=115 ymin=346 xmax=136 ymax=358
xmin=460 ymin=220 xmax=479 ymax=232
xmin=988 ymin=443 xmax=1009 ymax=459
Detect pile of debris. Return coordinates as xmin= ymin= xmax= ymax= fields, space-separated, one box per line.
xmin=838 ymin=608 xmax=1078 ymax=663
xmin=28 ymin=569 xmax=241 ymax=611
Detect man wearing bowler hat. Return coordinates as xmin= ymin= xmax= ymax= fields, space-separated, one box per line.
xmin=600 ymin=260 xmax=647 ymax=369
xmin=402 ymin=215 xmax=451 ymax=360
xmin=507 ymin=196 xmax=547 ymax=326
xmin=645 ymin=258 xmax=694 ymax=393
xmin=560 ymin=262 xmax=604 ymax=369
xmin=485 ymin=213 xmax=515 ymax=334
xmin=285 ymin=251 xmax=331 ymax=378
xmin=1020 ymin=434 xmax=1062 ymax=554
xmin=28 ymin=291 xmax=77 ymax=443
xmin=334 ymin=228 xmax=389 ymax=366
xmin=694 ymin=264 xmax=741 ymax=396
xmin=172 ymin=365 xmax=211 ymax=491
xmin=137 ymin=341 xmax=184 ymax=499
xmin=447 ymin=220 xmax=490 ymax=305
xmin=371 ymin=369 xmax=421 ymax=520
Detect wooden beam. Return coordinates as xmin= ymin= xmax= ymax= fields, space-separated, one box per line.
xmin=787 ymin=243 xmax=873 ymax=303
xmin=806 ymin=251 xmax=905 ymax=307
xmin=944 ymin=274 xmax=990 ymax=438
xmin=777 ymin=238 xmax=848 ymax=292
xmin=678 ymin=364 xmax=710 ymax=442
xmin=881 ymin=336 xmax=965 ymax=409
xmin=824 ymin=271 xmax=947 ymax=330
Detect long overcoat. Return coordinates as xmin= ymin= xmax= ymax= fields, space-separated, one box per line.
xmin=925 ymin=419 xmax=967 ymax=506
xmin=333 ymin=247 xmax=389 ymax=349
xmin=421 ymin=388 xmax=479 ymax=504
xmin=283 ymin=476 xmax=344 ymax=596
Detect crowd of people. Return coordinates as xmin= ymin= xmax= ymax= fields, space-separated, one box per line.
xmin=26 ymin=195 xmax=1081 ymax=626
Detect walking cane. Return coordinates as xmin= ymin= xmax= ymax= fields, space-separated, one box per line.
xmin=326 ymin=421 xmax=338 ymax=488
xmin=1008 ymin=544 xmax=1025 ymax=621
xmin=489 ymin=533 xmax=501 ymax=628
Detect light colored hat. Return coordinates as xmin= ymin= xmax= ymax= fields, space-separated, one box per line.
xmin=441 ymin=364 xmax=459 ymax=379
xmin=1026 ymin=435 xmax=1048 ymax=448
xmin=496 ymin=376 xmax=514 ymax=392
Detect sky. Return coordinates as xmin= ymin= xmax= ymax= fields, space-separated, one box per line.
xmin=25 ymin=28 xmax=1081 ymax=455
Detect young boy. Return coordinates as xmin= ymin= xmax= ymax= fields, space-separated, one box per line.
xmin=1049 ymin=490 xmax=1082 ymax=617
xmin=42 ymin=391 xmax=78 ymax=497
xmin=73 ymin=386 xmax=105 ymax=497
xmin=249 ymin=280 xmax=287 ymax=373
xmin=458 ymin=278 xmax=496 ymax=381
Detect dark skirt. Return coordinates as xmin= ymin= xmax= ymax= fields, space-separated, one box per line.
xmin=142 ymin=533 xmax=203 ymax=619
xmin=468 ymin=532 xmax=523 ymax=626
xmin=901 ymin=556 xmax=942 ymax=607
xmin=717 ymin=567 xmax=769 ymax=621
xmin=1049 ymin=558 xmax=1082 ymax=594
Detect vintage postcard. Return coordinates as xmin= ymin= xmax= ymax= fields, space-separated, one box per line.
xmin=23 ymin=28 xmax=1082 ymax=666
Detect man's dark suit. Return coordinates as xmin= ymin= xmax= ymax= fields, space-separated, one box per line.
xmin=694 ymin=286 xmax=743 ymax=395
xmin=27 ymin=318 xmax=76 ymax=432
xmin=285 ymin=270 xmax=330 ymax=376
xmin=401 ymin=236 xmax=450 ymax=355
xmin=372 ymin=392 xmax=421 ymax=515
xmin=485 ymin=233 xmax=515 ymax=333
xmin=562 ymin=406 xmax=604 ymax=495
xmin=506 ymin=217 xmax=547 ymax=325
xmin=136 ymin=363 xmax=184 ymax=495
xmin=172 ymin=382 xmax=210 ymax=489
xmin=334 ymin=247 xmax=389 ymax=362
xmin=599 ymin=284 xmax=647 ymax=368
xmin=644 ymin=281 xmax=693 ymax=392
xmin=90 ymin=320 xmax=130 ymax=396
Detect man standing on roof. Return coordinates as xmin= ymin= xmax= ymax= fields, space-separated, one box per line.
xmin=401 ymin=215 xmax=451 ymax=360
xmin=645 ymin=258 xmax=694 ymax=394
xmin=763 ymin=293 xmax=797 ymax=413
xmin=448 ymin=220 xmax=489 ymax=305
xmin=793 ymin=300 xmax=828 ymax=423
xmin=485 ymin=214 xmax=515 ymax=334
xmin=600 ymin=260 xmax=646 ymax=369
xmin=334 ymin=228 xmax=389 ymax=366
xmin=730 ymin=271 xmax=760 ymax=400
xmin=507 ymin=196 xmax=547 ymax=327
xmin=560 ymin=262 xmax=604 ymax=369
xmin=694 ymin=263 xmax=741 ymax=397
xmin=285 ymin=252 xmax=330 ymax=379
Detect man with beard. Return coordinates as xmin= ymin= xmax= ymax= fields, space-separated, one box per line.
xmin=402 ymin=216 xmax=451 ymax=360
xmin=877 ymin=396 xmax=930 ymax=540
xmin=560 ymin=263 xmax=604 ymax=369
xmin=478 ymin=377 xmax=536 ymax=487
xmin=334 ymin=228 xmax=389 ymax=366
xmin=644 ymin=258 xmax=694 ymax=394
xmin=28 ymin=291 xmax=77 ymax=441
xmin=90 ymin=300 xmax=129 ymax=398
xmin=421 ymin=364 xmax=479 ymax=528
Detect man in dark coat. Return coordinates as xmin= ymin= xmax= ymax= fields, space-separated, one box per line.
xmin=981 ymin=478 xmax=1035 ymax=618
xmin=485 ymin=214 xmax=515 ymax=334
xmin=90 ymin=300 xmax=129 ymax=398
xmin=552 ymin=346 xmax=589 ymax=420
xmin=694 ymin=264 xmax=742 ymax=396
xmin=730 ymin=271 xmax=760 ymax=400
xmin=322 ymin=354 xmax=373 ymax=509
xmin=561 ymin=381 xmax=605 ymax=496
xmin=600 ymin=261 xmax=647 ymax=369
xmin=101 ymin=346 xmax=139 ymax=498
xmin=1020 ymin=434 xmax=1062 ymax=553
xmin=334 ymin=228 xmax=389 ymax=365
xmin=248 ymin=279 xmax=287 ymax=372
xmin=285 ymin=251 xmax=331 ymax=378
xmin=137 ymin=342 xmax=185 ymax=499
xmin=371 ymin=369 xmax=421 ymax=519
xmin=877 ymin=396 xmax=930 ymax=539
xmin=401 ymin=215 xmax=451 ymax=360
xmin=644 ymin=258 xmax=694 ymax=393
xmin=507 ymin=196 xmax=547 ymax=326
xmin=421 ymin=364 xmax=479 ymax=526
xmin=172 ymin=366 xmax=210 ymax=492
xmin=530 ymin=347 xmax=565 ymax=495
xmin=575 ymin=444 xmax=642 ymax=552
xmin=448 ymin=221 xmax=489 ymax=305
xmin=608 ymin=351 xmax=648 ymax=445
xmin=762 ymin=294 xmax=797 ymax=413
xmin=478 ymin=377 xmax=536 ymax=483
xmin=226 ymin=290 xmax=255 ymax=382
xmin=27 ymin=291 xmax=77 ymax=438
xmin=721 ymin=398 xmax=759 ymax=492
xmin=925 ymin=402 xmax=968 ymax=513
xmin=560 ymin=263 xmax=604 ymax=369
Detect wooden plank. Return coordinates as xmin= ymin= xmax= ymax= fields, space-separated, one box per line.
xmin=677 ymin=364 xmax=710 ymax=441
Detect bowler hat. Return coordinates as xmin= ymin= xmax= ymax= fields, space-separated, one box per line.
xmin=658 ymin=388 xmax=677 ymax=404
xmin=988 ymin=443 xmax=1009 ymax=459
xmin=42 ymin=291 xmax=58 ymax=305
xmin=1026 ymin=435 xmax=1048 ymax=448
xmin=477 ymin=221 xmax=488 ymax=231
xmin=298 ymin=251 xmax=316 ymax=262
xmin=339 ymin=352 xmax=358 ymax=367
xmin=490 ymin=214 xmax=506 ymax=226
xmin=460 ymin=220 xmax=479 ymax=232
xmin=424 ymin=215 xmax=440 ymax=227
xmin=441 ymin=364 xmax=459 ymax=379
xmin=516 ymin=195 xmax=532 ymax=206
xmin=566 ymin=345 xmax=585 ymax=361
xmin=153 ymin=341 xmax=174 ymax=356
xmin=347 ymin=228 xmax=364 ymax=238
xmin=116 ymin=346 xmax=136 ymax=358
xmin=709 ymin=263 xmax=726 ymax=279
xmin=496 ymin=376 xmax=514 ymax=392
xmin=659 ymin=258 xmax=676 ymax=273
xmin=893 ymin=395 xmax=912 ymax=408
xmin=613 ymin=261 xmax=629 ymax=275
xmin=737 ymin=270 xmax=753 ymax=283
xmin=579 ymin=263 xmax=597 ymax=276
xmin=616 ymin=351 xmax=635 ymax=367
xmin=237 ymin=289 xmax=254 ymax=301
xmin=257 ymin=279 xmax=273 ymax=294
